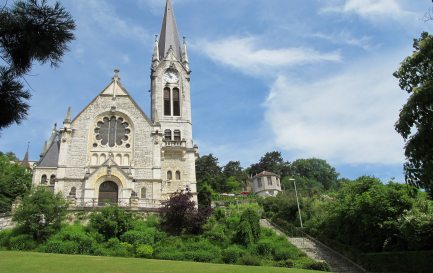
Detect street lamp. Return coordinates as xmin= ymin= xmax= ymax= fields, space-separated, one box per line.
xmin=289 ymin=178 xmax=303 ymax=229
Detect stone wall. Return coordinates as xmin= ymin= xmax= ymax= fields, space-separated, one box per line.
xmin=0 ymin=214 xmax=15 ymax=230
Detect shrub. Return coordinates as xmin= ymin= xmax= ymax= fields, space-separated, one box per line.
xmin=275 ymin=259 xmax=294 ymax=268
xmin=222 ymin=245 xmax=246 ymax=264
xmin=273 ymin=245 xmax=297 ymax=261
xmin=136 ymin=244 xmax=154 ymax=258
xmin=0 ymin=229 xmax=12 ymax=248
xmin=102 ymin=238 xmax=134 ymax=257
xmin=89 ymin=206 xmax=133 ymax=240
xmin=13 ymin=187 xmax=68 ymax=242
xmin=204 ymin=224 xmax=228 ymax=246
xmin=238 ymin=254 xmax=261 ymax=266
xmin=120 ymin=229 xmax=155 ymax=246
xmin=302 ymin=261 xmax=331 ymax=271
xmin=44 ymin=225 xmax=96 ymax=255
xmin=256 ymin=239 xmax=274 ymax=256
xmin=234 ymin=208 xmax=260 ymax=246
xmin=184 ymin=249 xmax=217 ymax=262
xmin=9 ymin=234 xmax=36 ymax=250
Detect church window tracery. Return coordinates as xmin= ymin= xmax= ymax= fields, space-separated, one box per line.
xmin=94 ymin=116 xmax=130 ymax=148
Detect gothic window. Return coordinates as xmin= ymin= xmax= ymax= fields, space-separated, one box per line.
xmin=95 ymin=116 xmax=130 ymax=147
xmin=173 ymin=88 xmax=180 ymax=116
xmin=141 ymin=187 xmax=146 ymax=199
xmin=164 ymin=129 xmax=172 ymax=141
xmin=175 ymin=171 xmax=181 ymax=180
xmin=257 ymin=177 xmax=262 ymax=188
xmin=41 ymin=174 xmax=47 ymax=184
xmin=167 ymin=171 xmax=172 ymax=180
xmin=267 ymin=177 xmax=272 ymax=186
xmin=50 ymin=175 xmax=56 ymax=185
xmin=164 ymin=87 xmax=171 ymax=116
xmin=173 ymin=130 xmax=181 ymax=141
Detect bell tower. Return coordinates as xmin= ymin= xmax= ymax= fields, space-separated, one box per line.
xmin=150 ymin=0 xmax=197 ymax=197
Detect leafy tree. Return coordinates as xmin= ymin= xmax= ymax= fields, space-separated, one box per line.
xmin=196 ymin=154 xmax=225 ymax=192
xmin=197 ymin=183 xmax=213 ymax=208
xmin=160 ymin=191 xmax=211 ymax=235
xmin=290 ymin=158 xmax=339 ymax=190
xmin=13 ymin=187 xmax=68 ymax=242
xmin=89 ymin=206 xmax=133 ymax=240
xmin=0 ymin=152 xmax=31 ymax=212
xmin=225 ymin=176 xmax=242 ymax=193
xmin=249 ymin=151 xmax=291 ymax=178
xmin=0 ymin=0 xmax=75 ymax=130
xmin=234 ymin=208 xmax=261 ymax=246
xmin=393 ymin=32 xmax=433 ymax=198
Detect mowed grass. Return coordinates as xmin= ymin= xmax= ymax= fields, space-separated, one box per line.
xmin=0 ymin=251 xmax=321 ymax=273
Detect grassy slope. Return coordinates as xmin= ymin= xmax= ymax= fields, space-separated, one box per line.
xmin=0 ymin=251 xmax=321 ymax=273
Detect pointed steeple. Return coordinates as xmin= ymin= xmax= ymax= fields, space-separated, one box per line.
xmin=182 ymin=36 xmax=190 ymax=71
xmin=21 ymin=142 xmax=31 ymax=169
xmin=159 ymin=0 xmax=181 ymax=60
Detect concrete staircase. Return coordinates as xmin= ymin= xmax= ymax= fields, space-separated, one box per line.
xmin=260 ymin=219 xmax=367 ymax=273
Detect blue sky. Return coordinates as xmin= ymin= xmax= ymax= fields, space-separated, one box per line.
xmin=1 ymin=0 xmax=432 ymax=181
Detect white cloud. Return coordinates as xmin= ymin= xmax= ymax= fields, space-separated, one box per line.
xmin=264 ymin=54 xmax=407 ymax=165
xmin=322 ymin=0 xmax=411 ymax=19
xmin=195 ymin=36 xmax=341 ymax=75
xmin=312 ymin=31 xmax=373 ymax=50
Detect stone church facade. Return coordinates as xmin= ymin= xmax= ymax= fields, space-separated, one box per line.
xmin=32 ymin=0 xmax=198 ymax=209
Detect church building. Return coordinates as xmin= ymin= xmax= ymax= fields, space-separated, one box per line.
xmin=32 ymin=0 xmax=198 ymax=209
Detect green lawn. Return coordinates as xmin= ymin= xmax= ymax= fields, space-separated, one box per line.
xmin=0 ymin=251 xmax=321 ymax=273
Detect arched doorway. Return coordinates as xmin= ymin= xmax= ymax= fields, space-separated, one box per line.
xmin=98 ymin=181 xmax=118 ymax=206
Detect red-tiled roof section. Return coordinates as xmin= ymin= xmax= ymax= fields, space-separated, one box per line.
xmin=253 ymin=171 xmax=279 ymax=178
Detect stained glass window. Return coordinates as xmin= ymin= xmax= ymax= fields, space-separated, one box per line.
xmin=95 ymin=116 xmax=130 ymax=147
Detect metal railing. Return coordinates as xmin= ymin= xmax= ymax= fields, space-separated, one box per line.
xmin=70 ymin=198 xmax=162 ymax=209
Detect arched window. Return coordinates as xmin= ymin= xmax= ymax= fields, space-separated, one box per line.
xmin=164 ymin=129 xmax=172 ymax=141
xmin=141 ymin=187 xmax=146 ymax=199
xmin=167 ymin=171 xmax=172 ymax=180
xmin=164 ymin=87 xmax=171 ymax=116
xmin=176 ymin=171 xmax=181 ymax=180
xmin=173 ymin=130 xmax=181 ymax=141
xmin=50 ymin=175 xmax=56 ymax=185
xmin=41 ymin=175 xmax=47 ymax=184
xmin=173 ymin=88 xmax=180 ymax=116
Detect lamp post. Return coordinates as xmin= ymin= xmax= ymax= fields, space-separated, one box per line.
xmin=289 ymin=178 xmax=303 ymax=229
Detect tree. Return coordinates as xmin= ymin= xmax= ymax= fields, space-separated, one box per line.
xmin=0 ymin=0 xmax=75 ymax=130
xmin=197 ymin=183 xmax=213 ymax=208
xmin=196 ymin=154 xmax=225 ymax=192
xmin=234 ymin=208 xmax=261 ymax=246
xmin=89 ymin=206 xmax=133 ymax=240
xmin=13 ymin=187 xmax=68 ymax=242
xmin=393 ymin=32 xmax=433 ymax=198
xmin=290 ymin=158 xmax=339 ymax=190
xmin=249 ymin=151 xmax=291 ymax=178
xmin=0 ymin=152 xmax=32 ymax=213
xmin=160 ymin=191 xmax=211 ymax=235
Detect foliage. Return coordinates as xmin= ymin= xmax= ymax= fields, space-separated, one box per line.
xmin=393 ymin=32 xmax=433 ymax=198
xmin=0 ymin=0 xmax=75 ymax=129
xmin=135 ymin=244 xmax=154 ymax=258
xmin=44 ymin=225 xmax=96 ymax=255
xmin=308 ymin=176 xmax=416 ymax=252
xmin=89 ymin=206 xmax=133 ymax=240
xmin=0 ymin=152 xmax=31 ymax=213
xmin=249 ymin=151 xmax=291 ymax=177
xmin=221 ymin=245 xmax=246 ymax=264
xmin=234 ymin=208 xmax=260 ymax=246
xmin=237 ymin=254 xmax=262 ymax=266
xmin=13 ymin=187 xmax=68 ymax=242
xmin=160 ymin=191 xmax=211 ymax=235
xmin=225 ymin=176 xmax=243 ymax=193
xmin=290 ymin=158 xmax=339 ymax=190
xmin=197 ymin=183 xmax=212 ymax=208
xmin=8 ymin=234 xmax=36 ymax=250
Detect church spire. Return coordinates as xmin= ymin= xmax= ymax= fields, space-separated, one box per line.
xmin=21 ymin=142 xmax=31 ymax=169
xmin=158 ymin=0 xmax=181 ymax=60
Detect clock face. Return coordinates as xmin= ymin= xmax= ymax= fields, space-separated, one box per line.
xmin=164 ymin=70 xmax=179 ymax=83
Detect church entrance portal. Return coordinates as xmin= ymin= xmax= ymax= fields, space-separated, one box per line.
xmin=98 ymin=181 xmax=118 ymax=206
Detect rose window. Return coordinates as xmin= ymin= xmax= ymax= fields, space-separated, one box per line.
xmin=94 ymin=117 xmax=130 ymax=147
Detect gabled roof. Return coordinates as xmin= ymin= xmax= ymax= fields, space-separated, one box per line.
xmin=38 ymin=135 xmax=60 ymax=168
xmin=253 ymin=171 xmax=279 ymax=178
xmin=71 ymin=74 xmax=153 ymax=126
xmin=158 ymin=0 xmax=181 ymax=60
